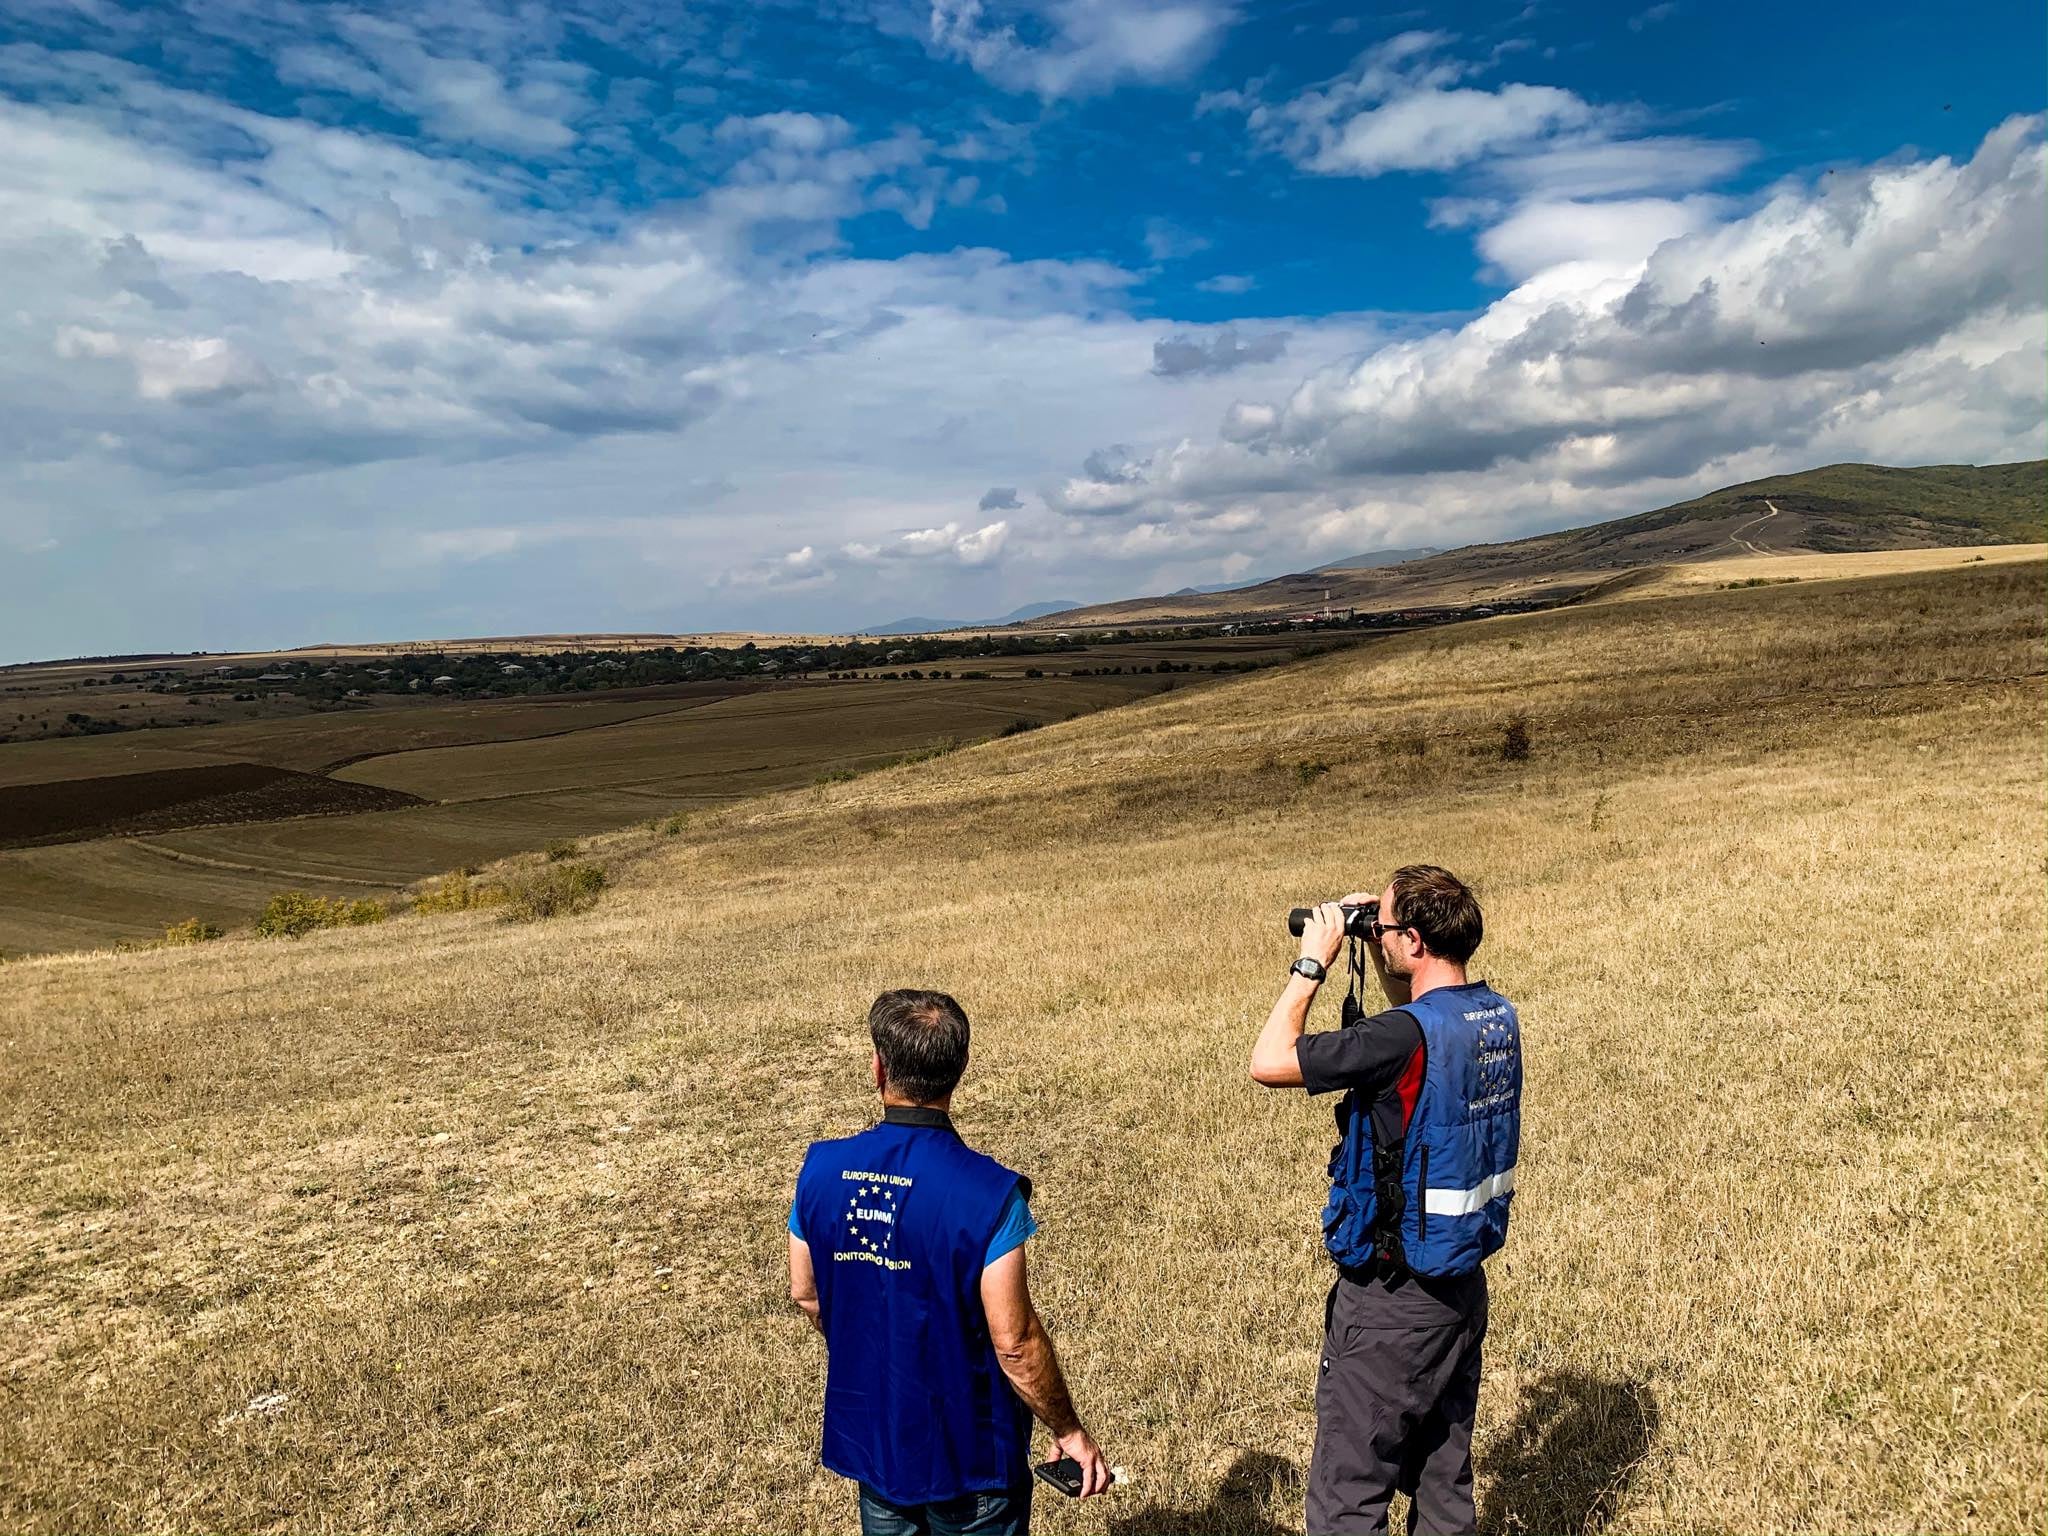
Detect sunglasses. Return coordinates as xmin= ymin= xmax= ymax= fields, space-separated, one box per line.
xmin=1369 ymin=919 xmax=1415 ymax=941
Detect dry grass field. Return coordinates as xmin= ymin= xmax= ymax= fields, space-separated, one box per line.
xmin=2 ymin=559 xmax=2042 ymax=1534
xmin=0 ymin=671 xmax=1200 ymax=955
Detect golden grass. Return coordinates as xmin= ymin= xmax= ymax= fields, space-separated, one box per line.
xmin=1 ymin=561 xmax=2042 ymax=1534
xmin=1614 ymin=543 xmax=2048 ymax=599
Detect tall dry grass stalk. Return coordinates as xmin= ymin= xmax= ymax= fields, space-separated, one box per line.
xmin=2 ymin=562 xmax=2042 ymax=1533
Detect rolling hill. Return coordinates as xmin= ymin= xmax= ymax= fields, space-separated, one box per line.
xmin=3 ymin=556 xmax=2041 ymax=1532
xmin=1032 ymin=459 xmax=2047 ymax=626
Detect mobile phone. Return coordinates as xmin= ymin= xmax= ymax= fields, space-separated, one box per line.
xmin=1034 ymin=1458 xmax=1088 ymax=1498
xmin=1033 ymin=1459 xmax=1127 ymax=1497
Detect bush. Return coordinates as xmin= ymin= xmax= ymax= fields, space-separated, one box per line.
xmin=500 ymin=862 xmax=607 ymax=921
xmin=656 ymin=812 xmax=688 ymax=837
xmin=1295 ymin=760 xmax=1331 ymax=786
xmin=412 ymin=871 xmax=504 ymax=914
xmin=998 ymin=719 xmax=1040 ymax=738
xmin=544 ymin=838 xmax=579 ymax=862
xmin=256 ymin=891 xmax=386 ymax=938
xmin=1500 ymin=717 xmax=1532 ymax=762
xmin=160 ymin=917 xmax=223 ymax=946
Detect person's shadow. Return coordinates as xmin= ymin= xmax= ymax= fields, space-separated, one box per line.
xmin=1103 ymin=1373 xmax=1657 ymax=1536
xmin=1108 ymin=1449 xmax=1298 ymax=1536
xmin=1478 ymin=1370 xmax=1660 ymax=1535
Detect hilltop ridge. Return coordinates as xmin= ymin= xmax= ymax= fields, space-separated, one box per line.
xmin=1030 ymin=459 xmax=2046 ymax=626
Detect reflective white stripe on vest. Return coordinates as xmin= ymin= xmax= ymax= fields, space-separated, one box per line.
xmin=1422 ymin=1167 xmax=1517 ymax=1216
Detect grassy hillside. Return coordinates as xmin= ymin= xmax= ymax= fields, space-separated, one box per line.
xmin=1042 ymin=459 xmax=2047 ymax=626
xmin=1 ymin=559 xmax=2042 ymax=1533
xmin=1549 ymin=460 xmax=2047 ymax=552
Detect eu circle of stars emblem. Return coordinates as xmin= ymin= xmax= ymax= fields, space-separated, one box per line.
xmin=845 ymin=1183 xmax=899 ymax=1258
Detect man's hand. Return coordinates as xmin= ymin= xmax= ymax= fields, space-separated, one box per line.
xmin=1300 ymin=900 xmax=1348 ymax=969
xmin=1051 ymin=1426 xmax=1111 ymax=1497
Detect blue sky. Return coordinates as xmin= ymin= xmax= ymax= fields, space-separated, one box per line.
xmin=1 ymin=0 xmax=2042 ymax=658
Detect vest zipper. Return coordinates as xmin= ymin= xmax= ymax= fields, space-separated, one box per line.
xmin=1416 ymin=1146 xmax=1429 ymax=1243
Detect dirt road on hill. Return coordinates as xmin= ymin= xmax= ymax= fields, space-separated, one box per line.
xmin=1730 ymin=501 xmax=1782 ymax=554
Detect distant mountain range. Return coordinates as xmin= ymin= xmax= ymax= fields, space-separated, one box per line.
xmin=1311 ymin=547 xmax=1443 ymax=573
xmin=1160 ymin=548 xmax=1441 ymax=598
xmin=1024 ymin=460 xmax=2047 ymax=628
xmin=856 ymin=600 xmax=1085 ymax=635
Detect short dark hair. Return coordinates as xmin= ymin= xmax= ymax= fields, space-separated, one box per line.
xmin=1387 ymin=864 xmax=1483 ymax=964
xmin=869 ymin=990 xmax=971 ymax=1103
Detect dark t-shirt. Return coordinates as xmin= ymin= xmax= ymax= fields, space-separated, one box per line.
xmin=1296 ymin=1004 xmax=1427 ymax=1192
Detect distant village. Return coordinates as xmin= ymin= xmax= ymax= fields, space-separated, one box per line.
xmin=13 ymin=597 xmax=1559 ymax=732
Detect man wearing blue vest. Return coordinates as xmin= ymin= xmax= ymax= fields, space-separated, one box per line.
xmin=790 ymin=989 xmax=1110 ymax=1535
xmin=1250 ymin=865 xmax=1521 ymax=1536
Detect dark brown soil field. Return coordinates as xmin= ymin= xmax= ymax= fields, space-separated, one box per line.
xmin=0 ymin=763 xmax=425 ymax=849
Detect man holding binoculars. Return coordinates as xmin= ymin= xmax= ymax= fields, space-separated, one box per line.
xmin=1251 ymin=865 xmax=1522 ymax=1536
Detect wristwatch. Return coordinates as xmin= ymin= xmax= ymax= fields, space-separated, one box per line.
xmin=1290 ymin=956 xmax=1328 ymax=983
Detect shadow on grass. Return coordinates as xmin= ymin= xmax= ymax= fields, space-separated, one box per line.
xmin=1479 ymin=1370 xmax=1660 ymax=1536
xmin=1108 ymin=1449 xmax=1298 ymax=1536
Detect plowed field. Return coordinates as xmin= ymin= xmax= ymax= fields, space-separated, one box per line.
xmin=0 ymin=764 xmax=424 ymax=849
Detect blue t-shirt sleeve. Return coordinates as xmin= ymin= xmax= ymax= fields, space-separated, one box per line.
xmin=788 ymin=1199 xmax=804 ymax=1242
xmin=984 ymin=1185 xmax=1036 ymax=1264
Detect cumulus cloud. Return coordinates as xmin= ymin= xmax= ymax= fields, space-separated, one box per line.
xmin=979 ymin=485 xmax=1024 ymax=510
xmin=733 ymin=519 xmax=1012 ymax=589
xmin=929 ymin=0 xmax=1235 ymax=99
xmin=1151 ymin=325 xmax=1290 ymax=377
xmin=1094 ymin=118 xmax=2048 ymax=530
xmin=1196 ymin=273 xmax=1256 ymax=294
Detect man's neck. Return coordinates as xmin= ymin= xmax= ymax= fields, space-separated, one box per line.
xmin=880 ymin=1094 xmax=954 ymax=1113
xmin=1406 ymin=957 xmax=1469 ymax=1001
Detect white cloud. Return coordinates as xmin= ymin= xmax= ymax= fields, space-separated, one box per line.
xmin=1142 ymin=216 xmax=1210 ymax=260
xmin=1026 ymin=118 xmax=2046 ymax=586
xmin=54 ymin=326 xmax=271 ymax=402
xmin=1 ymin=7 xmax=2038 ymax=656
xmin=735 ymin=519 xmax=1013 ymax=591
xmin=929 ymin=0 xmax=1235 ymax=99
xmin=1196 ymin=273 xmax=1256 ymax=294
xmin=268 ymin=7 xmax=597 ymax=152
xmin=1475 ymin=194 xmax=1726 ymax=281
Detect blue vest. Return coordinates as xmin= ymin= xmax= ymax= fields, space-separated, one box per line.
xmin=1322 ymin=982 xmax=1522 ymax=1276
xmin=795 ymin=1113 xmax=1031 ymax=1505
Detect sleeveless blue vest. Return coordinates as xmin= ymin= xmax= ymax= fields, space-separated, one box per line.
xmin=1322 ymin=982 xmax=1522 ymax=1276
xmin=795 ymin=1117 xmax=1031 ymax=1505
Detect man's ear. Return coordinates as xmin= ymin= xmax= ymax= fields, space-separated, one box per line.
xmin=872 ymin=1050 xmax=885 ymax=1093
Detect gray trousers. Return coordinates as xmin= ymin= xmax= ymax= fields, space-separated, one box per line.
xmin=1307 ymin=1266 xmax=1488 ymax=1536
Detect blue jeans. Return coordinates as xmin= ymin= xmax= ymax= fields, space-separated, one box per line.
xmin=857 ymin=1478 xmax=1033 ymax=1536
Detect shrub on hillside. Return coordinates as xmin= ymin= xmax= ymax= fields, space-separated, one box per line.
xmin=1500 ymin=716 xmax=1532 ymax=762
xmin=256 ymin=892 xmax=386 ymax=938
xmin=998 ymin=719 xmax=1040 ymax=737
xmin=412 ymin=871 xmax=507 ymax=915
xmin=499 ymin=862 xmax=607 ymax=921
xmin=160 ymin=918 xmax=224 ymax=946
xmin=544 ymin=838 xmax=580 ymax=862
